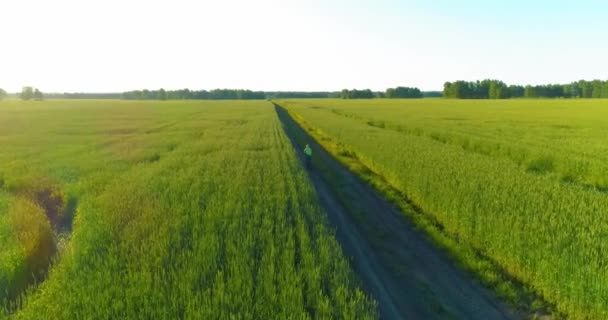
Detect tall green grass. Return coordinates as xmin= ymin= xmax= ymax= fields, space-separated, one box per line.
xmin=0 ymin=100 xmax=376 ymax=319
xmin=278 ymin=98 xmax=608 ymax=320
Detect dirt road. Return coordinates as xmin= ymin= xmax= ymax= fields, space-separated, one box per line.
xmin=274 ymin=104 xmax=520 ymax=320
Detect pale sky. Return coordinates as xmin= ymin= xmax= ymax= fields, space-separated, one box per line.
xmin=1 ymin=0 xmax=607 ymax=92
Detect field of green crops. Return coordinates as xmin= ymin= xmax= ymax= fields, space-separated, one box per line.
xmin=277 ymin=98 xmax=608 ymax=320
xmin=0 ymin=100 xmax=376 ymax=319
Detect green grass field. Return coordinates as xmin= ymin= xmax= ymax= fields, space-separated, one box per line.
xmin=277 ymin=98 xmax=608 ymax=320
xmin=0 ymin=100 xmax=376 ymax=319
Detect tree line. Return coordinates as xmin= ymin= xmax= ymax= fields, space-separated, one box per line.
xmin=45 ymin=93 xmax=123 ymax=99
xmin=339 ymin=89 xmax=375 ymax=99
xmin=20 ymin=87 xmax=44 ymax=100
xmin=122 ymin=89 xmax=266 ymax=100
xmin=1 ymin=87 xmax=425 ymax=101
xmin=266 ymin=92 xmax=338 ymax=99
xmin=8 ymin=81 xmax=606 ymax=102
xmin=339 ymin=87 xmax=423 ymax=99
xmin=386 ymin=86 xmax=423 ymax=98
xmin=123 ymin=87 xmax=428 ymax=101
xmin=444 ymin=79 xmax=608 ymax=99
xmin=0 ymin=87 xmax=45 ymax=101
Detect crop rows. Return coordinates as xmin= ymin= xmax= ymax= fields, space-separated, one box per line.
xmin=0 ymin=100 xmax=376 ymax=319
xmin=278 ymin=98 xmax=608 ymax=320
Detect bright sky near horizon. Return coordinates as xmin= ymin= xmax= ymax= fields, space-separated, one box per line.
xmin=1 ymin=0 xmax=607 ymax=92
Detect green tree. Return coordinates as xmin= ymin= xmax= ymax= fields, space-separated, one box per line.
xmin=443 ymin=81 xmax=473 ymax=99
xmin=579 ymin=81 xmax=592 ymax=98
xmin=591 ymin=80 xmax=603 ymax=98
xmin=20 ymin=86 xmax=34 ymax=101
xmin=33 ymin=88 xmax=44 ymax=101
xmin=386 ymin=86 xmax=423 ymax=98
xmin=340 ymin=89 xmax=350 ymax=99
xmin=508 ymin=85 xmax=525 ymax=98
xmin=158 ymin=88 xmax=167 ymax=100
xmin=489 ymin=82 xmax=499 ymax=99
xmin=524 ymin=85 xmax=537 ymax=98
xmin=601 ymin=82 xmax=608 ymax=98
xmin=339 ymin=89 xmax=374 ymax=99
xmin=0 ymin=88 xmax=7 ymax=100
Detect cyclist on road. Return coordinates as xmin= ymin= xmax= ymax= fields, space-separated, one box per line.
xmin=304 ymin=144 xmax=312 ymax=169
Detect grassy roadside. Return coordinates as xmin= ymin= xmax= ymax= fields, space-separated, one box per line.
xmin=274 ymin=102 xmax=559 ymax=319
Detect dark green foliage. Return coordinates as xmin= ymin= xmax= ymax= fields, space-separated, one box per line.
xmin=508 ymin=85 xmax=525 ymax=98
xmin=524 ymin=84 xmax=565 ymax=98
xmin=32 ymin=89 xmax=43 ymax=101
xmin=43 ymin=93 xmax=123 ymax=99
xmin=443 ymin=80 xmax=508 ymax=99
xmin=266 ymin=92 xmax=337 ymax=99
xmin=19 ymin=87 xmax=34 ymax=101
xmin=385 ymin=87 xmax=423 ymax=99
xmin=122 ymin=88 xmax=266 ymax=100
xmin=340 ymin=89 xmax=374 ymax=99
xmin=445 ymin=79 xmax=608 ymax=99
xmin=18 ymin=87 xmax=43 ymax=101
xmin=422 ymin=91 xmax=443 ymax=98
xmin=602 ymin=83 xmax=608 ymax=98
xmin=158 ymin=88 xmax=167 ymax=101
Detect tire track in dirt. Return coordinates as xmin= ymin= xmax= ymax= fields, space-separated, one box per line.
xmin=274 ymin=104 xmax=520 ymax=320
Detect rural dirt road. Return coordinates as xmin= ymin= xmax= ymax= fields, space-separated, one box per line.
xmin=274 ymin=104 xmax=520 ymax=320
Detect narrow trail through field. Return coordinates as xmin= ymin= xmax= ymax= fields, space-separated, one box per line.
xmin=274 ymin=104 xmax=520 ymax=320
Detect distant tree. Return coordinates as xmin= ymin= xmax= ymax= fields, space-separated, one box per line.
xmin=385 ymin=86 xmax=423 ymax=98
xmin=181 ymin=88 xmax=192 ymax=99
xmin=0 ymin=88 xmax=7 ymax=100
xmin=235 ymin=89 xmax=265 ymax=100
xmin=477 ymin=80 xmax=492 ymax=99
xmin=497 ymin=84 xmax=510 ymax=99
xmin=524 ymin=85 xmax=536 ymax=98
xmin=580 ymin=81 xmax=593 ymax=98
xmin=339 ymin=89 xmax=374 ymax=99
xmin=508 ymin=85 xmax=525 ymax=98
xmin=122 ymin=88 xmax=266 ymax=100
xmin=443 ymin=82 xmax=455 ymax=98
xmin=602 ymin=82 xmax=608 ymax=98
xmin=561 ymin=84 xmax=573 ymax=98
xmin=570 ymin=82 xmax=581 ymax=98
xmin=158 ymin=88 xmax=167 ymax=100
xmin=446 ymin=79 xmax=608 ymax=100
xmin=20 ymin=87 xmax=34 ymax=100
xmin=266 ymin=91 xmax=334 ymax=99
xmin=591 ymin=80 xmax=603 ymax=98
xmin=489 ymin=82 xmax=499 ymax=99
xmin=422 ymin=91 xmax=443 ymax=98
xmin=444 ymin=81 xmax=473 ymax=99
xmin=340 ymin=89 xmax=350 ymax=99
xmin=58 ymin=92 xmax=122 ymax=99
xmin=33 ymin=88 xmax=44 ymax=101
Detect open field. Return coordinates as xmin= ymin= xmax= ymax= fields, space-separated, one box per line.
xmin=276 ymin=98 xmax=608 ymax=319
xmin=0 ymin=100 xmax=376 ymax=319
xmin=3 ymin=98 xmax=607 ymax=319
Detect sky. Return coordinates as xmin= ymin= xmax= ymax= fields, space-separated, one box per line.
xmin=1 ymin=0 xmax=607 ymax=92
